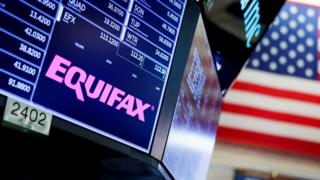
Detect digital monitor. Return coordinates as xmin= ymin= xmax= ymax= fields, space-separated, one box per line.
xmin=0 ymin=0 xmax=187 ymax=152
xmin=202 ymin=0 xmax=286 ymax=91
xmin=162 ymin=14 xmax=222 ymax=180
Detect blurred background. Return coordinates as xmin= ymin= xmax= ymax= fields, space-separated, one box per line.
xmin=204 ymin=0 xmax=320 ymax=179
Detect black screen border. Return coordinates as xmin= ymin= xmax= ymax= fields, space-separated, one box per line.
xmin=150 ymin=0 xmax=201 ymax=160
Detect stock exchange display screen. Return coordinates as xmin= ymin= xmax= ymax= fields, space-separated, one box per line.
xmin=163 ymin=15 xmax=222 ymax=179
xmin=0 ymin=0 xmax=186 ymax=152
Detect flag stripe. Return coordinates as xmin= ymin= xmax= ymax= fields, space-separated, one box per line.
xmin=225 ymin=90 xmax=320 ymax=119
xmin=220 ymin=113 xmax=320 ymax=143
xmin=237 ymin=69 xmax=320 ymax=97
xmin=217 ymin=127 xmax=320 ymax=157
xmin=233 ymin=81 xmax=320 ymax=105
xmin=223 ymin=103 xmax=320 ymax=128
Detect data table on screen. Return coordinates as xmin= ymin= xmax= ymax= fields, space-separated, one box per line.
xmin=0 ymin=0 xmax=187 ymax=152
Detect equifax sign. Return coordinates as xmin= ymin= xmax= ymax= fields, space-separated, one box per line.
xmin=45 ymin=55 xmax=152 ymax=122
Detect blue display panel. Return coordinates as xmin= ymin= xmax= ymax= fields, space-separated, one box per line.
xmin=0 ymin=0 xmax=186 ymax=152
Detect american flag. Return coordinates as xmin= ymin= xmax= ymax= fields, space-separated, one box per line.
xmin=217 ymin=0 xmax=320 ymax=157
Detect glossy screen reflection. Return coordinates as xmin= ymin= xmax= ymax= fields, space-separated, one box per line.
xmin=162 ymin=15 xmax=222 ymax=180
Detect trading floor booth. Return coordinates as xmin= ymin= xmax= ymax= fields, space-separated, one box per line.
xmin=0 ymin=0 xmax=222 ymax=179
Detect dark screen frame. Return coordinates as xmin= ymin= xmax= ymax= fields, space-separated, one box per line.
xmin=0 ymin=0 xmax=201 ymax=173
xmin=48 ymin=0 xmax=201 ymax=162
xmin=150 ymin=0 xmax=201 ymax=160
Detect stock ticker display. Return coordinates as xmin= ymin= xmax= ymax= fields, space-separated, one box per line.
xmin=163 ymin=15 xmax=222 ymax=180
xmin=0 ymin=0 xmax=186 ymax=151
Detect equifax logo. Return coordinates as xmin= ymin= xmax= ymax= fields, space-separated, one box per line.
xmin=45 ymin=55 xmax=152 ymax=122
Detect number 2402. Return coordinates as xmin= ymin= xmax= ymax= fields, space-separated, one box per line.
xmin=10 ymin=102 xmax=46 ymax=126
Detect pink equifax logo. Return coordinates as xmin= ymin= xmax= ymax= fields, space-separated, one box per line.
xmin=45 ymin=55 xmax=152 ymax=122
